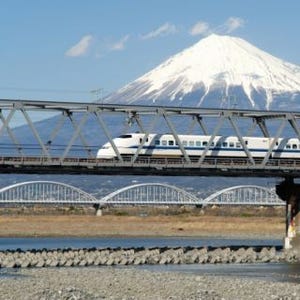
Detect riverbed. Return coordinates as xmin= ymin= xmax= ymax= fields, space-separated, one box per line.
xmin=0 ymin=236 xmax=299 ymax=284
xmin=0 ymin=237 xmax=299 ymax=299
xmin=1 ymin=266 xmax=300 ymax=300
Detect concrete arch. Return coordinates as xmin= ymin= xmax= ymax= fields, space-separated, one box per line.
xmin=100 ymin=183 xmax=201 ymax=205
xmin=0 ymin=181 xmax=98 ymax=204
xmin=203 ymin=185 xmax=284 ymax=206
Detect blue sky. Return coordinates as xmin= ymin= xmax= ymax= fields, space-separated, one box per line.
xmin=1 ymin=0 xmax=300 ymax=102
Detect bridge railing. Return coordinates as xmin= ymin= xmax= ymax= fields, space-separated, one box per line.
xmin=1 ymin=155 xmax=300 ymax=168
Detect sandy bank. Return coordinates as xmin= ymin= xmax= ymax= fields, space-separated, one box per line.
xmin=0 ymin=215 xmax=284 ymax=238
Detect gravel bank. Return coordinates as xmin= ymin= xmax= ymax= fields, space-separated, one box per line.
xmin=1 ymin=267 xmax=300 ymax=300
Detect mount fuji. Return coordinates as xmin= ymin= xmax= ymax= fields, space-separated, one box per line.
xmin=104 ymin=34 xmax=300 ymax=110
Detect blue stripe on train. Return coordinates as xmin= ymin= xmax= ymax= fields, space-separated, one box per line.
xmin=128 ymin=145 xmax=300 ymax=154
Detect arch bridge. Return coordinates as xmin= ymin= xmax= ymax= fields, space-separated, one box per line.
xmin=0 ymin=181 xmax=284 ymax=206
xmin=0 ymin=181 xmax=98 ymax=204
xmin=202 ymin=185 xmax=284 ymax=206
xmin=100 ymin=183 xmax=284 ymax=206
xmin=100 ymin=183 xmax=201 ymax=205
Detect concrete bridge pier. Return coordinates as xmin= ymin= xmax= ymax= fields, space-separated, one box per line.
xmin=93 ymin=204 xmax=103 ymax=216
xmin=276 ymin=178 xmax=300 ymax=251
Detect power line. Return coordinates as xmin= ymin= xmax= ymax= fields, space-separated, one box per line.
xmin=0 ymin=86 xmax=90 ymax=94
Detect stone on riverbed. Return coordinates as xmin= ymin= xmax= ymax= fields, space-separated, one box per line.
xmin=0 ymin=245 xmax=297 ymax=269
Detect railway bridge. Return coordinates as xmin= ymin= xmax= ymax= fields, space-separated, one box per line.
xmin=0 ymin=99 xmax=300 ymax=250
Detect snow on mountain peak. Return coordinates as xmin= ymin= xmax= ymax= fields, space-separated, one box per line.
xmin=105 ymin=34 xmax=300 ymax=110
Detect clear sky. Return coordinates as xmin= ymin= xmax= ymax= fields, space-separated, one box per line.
xmin=1 ymin=0 xmax=300 ymax=102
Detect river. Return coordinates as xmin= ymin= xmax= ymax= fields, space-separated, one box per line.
xmin=0 ymin=236 xmax=281 ymax=251
xmin=1 ymin=237 xmax=300 ymax=283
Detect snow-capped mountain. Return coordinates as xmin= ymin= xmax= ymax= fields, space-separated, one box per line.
xmin=104 ymin=34 xmax=300 ymax=110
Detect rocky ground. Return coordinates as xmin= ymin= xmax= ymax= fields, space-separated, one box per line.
xmin=1 ymin=266 xmax=300 ymax=300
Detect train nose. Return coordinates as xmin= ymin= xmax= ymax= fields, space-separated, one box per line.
xmin=96 ymin=148 xmax=116 ymax=159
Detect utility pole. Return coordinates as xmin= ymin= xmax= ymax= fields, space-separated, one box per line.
xmin=90 ymin=88 xmax=103 ymax=103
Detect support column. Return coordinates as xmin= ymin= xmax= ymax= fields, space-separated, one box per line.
xmin=276 ymin=178 xmax=300 ymax=251
xmin=93 ymin=204 xmax=103 ymax=216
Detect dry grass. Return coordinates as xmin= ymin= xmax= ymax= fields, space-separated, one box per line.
xmin=0 ymin=215 xmax=285 ymax=238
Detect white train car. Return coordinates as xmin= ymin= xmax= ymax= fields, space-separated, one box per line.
xmin=272 ymin=138 xmax=300 ymax=159
xmin=96 ymin=133 xmax=300 ymax=159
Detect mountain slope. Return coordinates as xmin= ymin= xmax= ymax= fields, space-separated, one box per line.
xmin=104 ymin=34 xmax=300 ymax=110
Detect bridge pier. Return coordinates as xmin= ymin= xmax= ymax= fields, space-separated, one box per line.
xmin=276 ymin=178 xmax=300 ymax=251
xmin=93 ymin=204 xmax=103 ymax=217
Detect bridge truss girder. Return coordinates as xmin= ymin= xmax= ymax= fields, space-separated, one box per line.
xmin=100 ymin=183 xmax=201 ymax=205
xmin=0 ymin=180 xmax=98 ymax=204
xmin=202 ymin=185 xmax=284 ymax=206
xmin=100 ymin=183 xmax=284 ymax=206
xmin=1 ymin=99 xmax=300 ymax=177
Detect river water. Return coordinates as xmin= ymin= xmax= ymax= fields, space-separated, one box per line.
xmin=1 ymin=237 xmax=300 ymax=283
xmin=0 ymin=236 xmax=282 ymax=251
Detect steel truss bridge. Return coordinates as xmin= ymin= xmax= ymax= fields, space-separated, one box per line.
xmin=1 ymin=99 xmax=300 ymax=177
xmin=0 ymin=181 xmax=284 ymax=206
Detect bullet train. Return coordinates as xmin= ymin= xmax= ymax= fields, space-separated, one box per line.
xmin=96 ymin=133 xmax=300 ymax=159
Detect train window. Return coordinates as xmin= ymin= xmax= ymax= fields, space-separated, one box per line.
xmin=162 ymin=140 xmax=167 ymax=146
xmin=222 ymin=142 xmax=228 ymax=147
xmin=229 ymin=142 xmax=234 ymax=148
xmin=189 ymin=141 xmax=194 ymax=146
xmin=276 ymin=142 xmax=279 ymax=146
xmin=202 ymin=141 xmax=208 ymax=146
xmin=139 ymin=137 xmax=148 ymax=143
xmin=196 ymin=141 xmax=201 ymax=147
xmin=236 ymin=142 xmax=241 ymax=148
xmin=245 ymin=140 xmax=248 ymax=145
xmin=216 ymin=142 xmax=221 ymax=148
xmin=169 ymin=140 xmax=174 ymax=146
xmin=286 ymin=144 xmax=291 ymax=149
xmin=211 ymin=142 xmax=215 ymax=147
xmin=182 ymin=141 xmax=187 ymax=146
xmin=155 ymin=140 xmax=160 ymax=145
xmin=293 ymin=144 xmax=297 ymax=149
xmin=119 ymin=134 xmax=132 ymax=138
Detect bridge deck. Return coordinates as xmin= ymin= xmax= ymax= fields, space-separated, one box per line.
xmin=0 ymin=156 xmax=299 ymax=176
